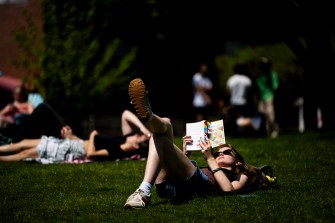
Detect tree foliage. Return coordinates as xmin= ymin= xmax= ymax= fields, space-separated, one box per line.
xmin=42 ymin=0 xmax=139 ymax=113
xmin=11 ymin=0 xmax=335 ymax=131
xmin=11 ymin=9 xmax=44 ymax=93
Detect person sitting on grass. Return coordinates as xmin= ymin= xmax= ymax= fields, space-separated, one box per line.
xmin=0 ymin=84 xmax=34 ymax=130
xmin=0 ymin=102 xmax=66 ymax=145
xmin=0 ymin=110 xmax=151 ymax=163
xmin=124 ymin=78 xmax=276 ymax=209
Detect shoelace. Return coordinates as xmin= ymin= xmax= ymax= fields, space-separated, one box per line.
xmin=128 ymin=190 xmax=142 ymax=200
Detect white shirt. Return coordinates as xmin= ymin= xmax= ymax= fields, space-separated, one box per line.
xmin=192 ymin=73 xmax=213 ymax=107
xmin=28 ymin=93 xmax=44 ymax=108
xmin=226 ymin=74 xmax=252 ymax=105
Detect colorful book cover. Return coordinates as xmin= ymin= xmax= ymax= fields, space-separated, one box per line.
xmin=186 ymin=119 xmax=225 ymax=151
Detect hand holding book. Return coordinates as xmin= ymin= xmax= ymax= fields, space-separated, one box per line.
xmin=185 ymin=119 xmax=225 ymax=151
xmin=182 ymin=135 xmax=193 ymax=157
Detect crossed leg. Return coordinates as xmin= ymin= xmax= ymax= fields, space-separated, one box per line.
xmin=0 ymin=139 xmax=40 ymax=162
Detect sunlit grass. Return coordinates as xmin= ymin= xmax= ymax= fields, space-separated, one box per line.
xmin=0 ymin=132 xmax=334 ymax=222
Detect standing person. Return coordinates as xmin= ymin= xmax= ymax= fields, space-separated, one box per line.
xmin=226 ymin=62 xmax=256 ymax=119
xmin=256 ymin=57 xmax=279 ymax=138
xmin=192 ymin=63 xmax=213 ymax=121
xmin=225 ymin=62 xmax=265 ymax=137
xmin=124 ymin=78 xmax=276 ymax=209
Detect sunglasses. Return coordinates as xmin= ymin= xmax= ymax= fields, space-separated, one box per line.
xmin=213 ymin=150 xmax=235 ymax=158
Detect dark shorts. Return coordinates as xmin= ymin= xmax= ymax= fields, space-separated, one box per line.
xmin=154 ymin=160 xmax=214 ymax=201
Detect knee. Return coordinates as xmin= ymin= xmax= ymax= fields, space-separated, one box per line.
xmin=161 ymin=117 xmax=171 ymax=125
xmin=161 ymin=117 xmax=172 ymax=129
xmin=121 ymin=110 xmax=130 ymax=118
xmin=18 ymin=149 xmax=33 ymax=160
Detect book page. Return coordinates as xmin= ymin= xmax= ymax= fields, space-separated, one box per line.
xmin=207 ymin=119 xmax=225 ymax=148
xmin=186 ymin=120 xmax=206 ymax=151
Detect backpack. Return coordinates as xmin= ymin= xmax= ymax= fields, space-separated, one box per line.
xmin=256 ymin=165 xmax=278 ymax=189
xmin=241 ymin=164 xmax=278 ymax=193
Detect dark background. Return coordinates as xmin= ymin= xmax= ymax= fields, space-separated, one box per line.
xmin=1 ymin=0 xmax=334 ymax=136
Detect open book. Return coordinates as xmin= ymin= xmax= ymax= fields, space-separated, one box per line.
xmin=185 ymin=119 xmax=226 ymax=151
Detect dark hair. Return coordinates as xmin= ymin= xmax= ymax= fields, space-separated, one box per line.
xmin=14 ymin=85 xmax=29 ymax=102
xmin=217 ymin=143 xmax=276 ymax=191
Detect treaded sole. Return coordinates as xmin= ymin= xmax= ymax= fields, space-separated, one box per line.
xmin=128 ymin=78 xmax=151 ymax=121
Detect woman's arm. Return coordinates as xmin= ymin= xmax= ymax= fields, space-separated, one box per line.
xmin=121 ymin=110 xmax=151 ymax=137
xmin=200 ymin=137 xmax=248 ymax=192
xmin=85 ymin=130 xmax=110 ymax=160
xmin=0 ymin=104 xmax=14 ymax=116
xmin=206 ymin=157 xmax=248 ymax=192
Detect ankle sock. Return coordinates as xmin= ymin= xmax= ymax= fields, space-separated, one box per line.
xmin=139 ymin=182 xmax=152 ymax=195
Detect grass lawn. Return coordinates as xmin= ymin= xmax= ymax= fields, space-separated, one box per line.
xmin=0 ymin=131 xmax=334 ymax=222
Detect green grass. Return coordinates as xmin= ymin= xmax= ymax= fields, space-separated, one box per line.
xmin=1 ymin=131 xmax=335 ymax=222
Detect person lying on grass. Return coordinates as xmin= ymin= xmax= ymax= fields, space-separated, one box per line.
xmin=0 ymin=110 xmax=151 ymax=163
xmin=124 ymin=78 xmax=276 ymax=209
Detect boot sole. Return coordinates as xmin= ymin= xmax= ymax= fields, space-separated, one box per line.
xmin=128 ymin=78 xmax=151 ymax=121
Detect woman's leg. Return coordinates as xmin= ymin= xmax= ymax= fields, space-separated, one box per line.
xmin=125 ymin=78 xmax=196 ymax=209
xmin=145 ymin=135 xmax=196 ymax=184
xmin=0 ymin=139 xmax=40 ymax=153
xmin=0 ymin=147 xmax=38 ymax=162
xmin=128 ymin=77 xmax=194 ymax=181
xmin=124 ymin=134 xmax=196 ymax=209
xmin=144 ymin=116 xmax=173 ymax=140
xmin=128 ymin=78 xmax=174 ymax=140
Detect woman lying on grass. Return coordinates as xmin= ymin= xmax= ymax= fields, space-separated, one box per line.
xmin=0 ymin=110 xmax=151 ymax=163
xmin=124 ymin=78 xmax=276 ymax=209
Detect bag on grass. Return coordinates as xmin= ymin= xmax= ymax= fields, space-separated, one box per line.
xmin=257 ymin=165 xmax=278 ymax=189
xmin=244 ymin=164 xmax=278 ymax=192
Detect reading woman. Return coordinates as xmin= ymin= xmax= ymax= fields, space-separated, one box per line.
xmin=124 ymin=78 xmax=276 ymax=209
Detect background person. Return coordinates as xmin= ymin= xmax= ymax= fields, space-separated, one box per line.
xmin=0 ymin=114 xmax=151 ymax=163
xmin=226 ymin=62 xmax=256 ymax=118
xmin=0 ymin=109 xmax=151 ymax=162
xmin=191 ymin=63 xmax=213 ymax=121
xmin=0 ymin=84 xmax=34 ymax=129
xmin=256 ymin=57 xmax=280 ymax=138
